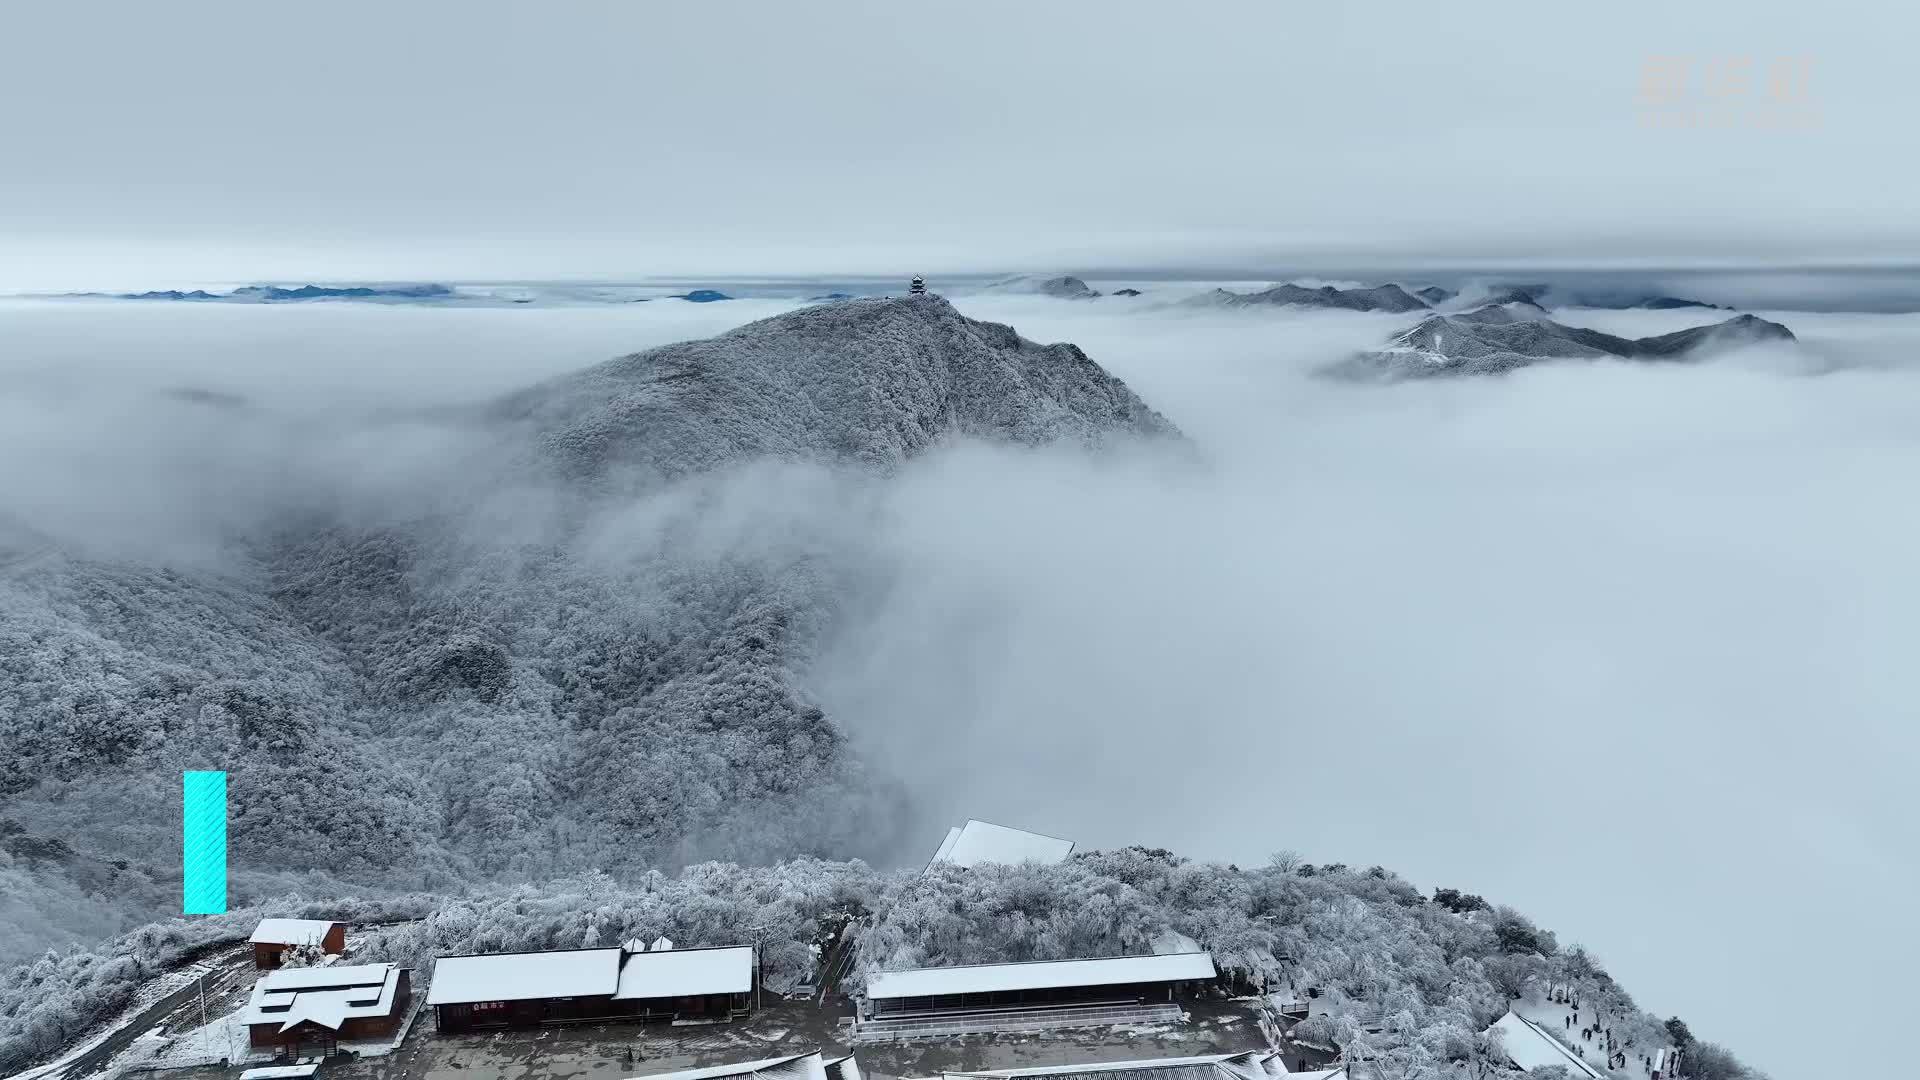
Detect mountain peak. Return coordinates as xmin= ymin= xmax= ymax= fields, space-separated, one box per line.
xmin=493 ymin=295 xmax=1177 ymax=482
xmin=981 ymin=274 xmax=1102 ymax=299
xmin=1330 ymin=311 xmax=1797 ymax=379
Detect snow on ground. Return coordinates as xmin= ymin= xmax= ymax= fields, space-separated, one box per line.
xmin=125 ymin=1009 xmax=254 ymax=1072
xmin=1512 ymin=993 xmax=1677 ymax=1078
xmin=73 ymin=984 xmax=424 ymax=1080
xmin=2 ymin=960 xmax=231 ymax=1080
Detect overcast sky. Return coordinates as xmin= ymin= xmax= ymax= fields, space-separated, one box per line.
xmin=2 ymin=0 xmax=1914 ymax=289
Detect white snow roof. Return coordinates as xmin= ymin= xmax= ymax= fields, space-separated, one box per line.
xmin=867 ymin=952 xmax=1216 ymax=1000
xmin=930 ymin=827 xmax=962 ymax=866
xmin=242 ymin=963 xmax=401 ymax=1033
xmin=247 ymin=957 xmax=362 ymax=983
xmin=626 ymin=1052 xmax=832 ymax=1080
xmin=929 ymin=820 xmax=1075 ymax=869
xmin=1488 ymin=1011 xmax=1604 ymax=1080
xmin=615 ymin=945 xmax=754 ymax=1000
xmin=249 ymin=919 xmax=338 ymax=946
xmin=427 ymin=948 xmax=622 ymax=1005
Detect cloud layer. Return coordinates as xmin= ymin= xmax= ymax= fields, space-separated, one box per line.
xmin=3 ymin=295 xmax=1914 ymax=1078
xmin=821 ymin=298 xmax=1919 ymax=1080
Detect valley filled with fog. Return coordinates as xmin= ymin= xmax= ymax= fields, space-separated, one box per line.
xmin=3 ymin=292 xmax=1916 ymax=1080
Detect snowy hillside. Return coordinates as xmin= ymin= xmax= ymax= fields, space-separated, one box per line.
xmin=493 ymin=295 xmax=1173 ymax=482
xmin=0 ymin=296 xmax=1179 ymax=968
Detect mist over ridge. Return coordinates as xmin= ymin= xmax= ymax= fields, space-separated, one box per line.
xmin=2 ymin=288 xmax=1916 ymax=1080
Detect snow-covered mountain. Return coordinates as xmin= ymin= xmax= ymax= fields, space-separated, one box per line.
xmin=493 ymin=295 xmax=1172 ymax=482
xmin=1329 ymin=308 xmax=1796 ymax=378
xmin=0 ymin=295 xmax=1178 ymax=963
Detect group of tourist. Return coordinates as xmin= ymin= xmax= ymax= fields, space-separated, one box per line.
xmin=1550 ymin=987 xmax=1670 ymax=1079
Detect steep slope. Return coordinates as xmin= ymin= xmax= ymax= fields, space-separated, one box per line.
xmin=1630 ymin=313 xmax=1795 ymax=356
xmin=1328 ymin=309 xmax=1795 ymax=378
xmin=0 ymin=296 xmax=1180 ymax=960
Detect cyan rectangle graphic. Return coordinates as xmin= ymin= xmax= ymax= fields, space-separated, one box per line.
xmin=182 ymin=770 xmax=227 ymax=914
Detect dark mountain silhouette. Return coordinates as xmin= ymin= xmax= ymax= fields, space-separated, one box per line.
xmin=1190 ymin=283 xmax=1430 ymax=313
xmin=1329 ymin=308 xmax=1796 ymax=378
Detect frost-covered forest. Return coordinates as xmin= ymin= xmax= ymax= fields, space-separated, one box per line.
xmin=0 ymin=852 xmax=1764 ymax=1079
xmin=0 ymin=297 xmax=1173 ymax=961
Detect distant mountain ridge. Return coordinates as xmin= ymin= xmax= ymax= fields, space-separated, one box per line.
xmin=979 ymin=274 xmax=1103 ymax=299
xmin=66 ymin=283 xmax=744 ymax=305
xmin=1462 ymin=283 xmax=1727 ymax=311
xmin=1189 ymin=283 xmax=1431 ymax=313
xmin=75 ymin=283 xmax=458 ymax=303
xmin=1329 ymin=307 xmax=1796 ymax=378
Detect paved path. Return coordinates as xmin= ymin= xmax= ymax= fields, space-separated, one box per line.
xmin=40 ymin=946 xmax=254 ymax=1080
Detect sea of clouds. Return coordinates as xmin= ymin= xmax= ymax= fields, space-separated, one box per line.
xmin=2 ymin=291 xmax=1913 ymax=1078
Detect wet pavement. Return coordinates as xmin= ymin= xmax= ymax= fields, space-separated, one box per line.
xmin=160 ymin=1000 xmax=1267 ymax=1080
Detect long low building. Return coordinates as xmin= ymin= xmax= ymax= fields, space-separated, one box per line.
xmin=864 ymin=952 xmax=1218 ymax=1020
xmin=428 ymin=944 xmax=756 ymax=1032
xmin=615 ymin=944 xmax=757 ymax=1020
xmin=242 ymin=962 xmax=411 ymax=1053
